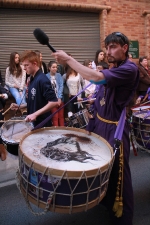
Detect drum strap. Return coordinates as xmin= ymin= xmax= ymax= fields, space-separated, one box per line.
xmin=96 ymin=113 xmax=118 ymax=125
xmin=113 ymin=142 xmax=124 ymax=218
xmin=113 ymin=108 xmax=126 ymax=218
xmin=97 ymin=109 xmax=126 ymax=218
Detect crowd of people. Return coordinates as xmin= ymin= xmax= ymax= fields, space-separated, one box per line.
xmin=0 ymin=31 xmax=150 ymax=225
xmin=3 ymin=48 xmax=149 ymax=123
xmin=3 ymin=49 xmax=111 ymax=126
xmin=0 ymin=45 xmax=150 ymax=156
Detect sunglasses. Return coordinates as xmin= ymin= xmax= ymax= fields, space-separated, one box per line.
xmin=112 ymin=32 xmax=126 ymax=44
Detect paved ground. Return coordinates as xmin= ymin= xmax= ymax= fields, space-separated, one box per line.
xmin=0 ymin=149 xmax=150 ymax=225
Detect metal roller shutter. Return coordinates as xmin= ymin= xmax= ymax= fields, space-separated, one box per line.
xmin=0 ymin=8 xmax=100 ymax=79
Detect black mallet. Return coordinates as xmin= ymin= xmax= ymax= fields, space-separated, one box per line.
xmin=33 ymin=28 xmax=56 ymax=52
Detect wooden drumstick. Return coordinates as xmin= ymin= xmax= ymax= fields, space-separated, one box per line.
xmin=140 ymin=100 xmax=150 ymax=106
xmin=133 ymin=100 xmax=150 ymax=108
xmin=0 ymin=119 xmax=26 ymax=123
xmin=2 ymin=106 xmax=11 ymax=115
xmin=74 ymin=98 xmax=96 ymax=104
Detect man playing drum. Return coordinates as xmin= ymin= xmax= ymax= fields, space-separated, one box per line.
xmin=52 ymin=32 xmax=139 ymax=225
xmin=11 ymin=50 xmax=58 ymax=127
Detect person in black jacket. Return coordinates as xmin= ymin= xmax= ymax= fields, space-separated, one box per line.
xmin=10 ymin=50 xmax=58 ymax=128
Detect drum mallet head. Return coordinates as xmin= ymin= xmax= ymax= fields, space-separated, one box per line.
xmin=33 ymin=28 xmax=56 ymax=52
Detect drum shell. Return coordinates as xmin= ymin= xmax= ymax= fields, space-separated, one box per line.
xmin=3 ymin=141 xmax=18 ymax=156
xmin=68 ymin=109 xmax=89 ymax=129
xmin=19 ymin=162 xmax=109 ymax=209
xmin=132 ymin=111 xmax=150 ymax=149
xmin=18 ymin=127 xmax=114 ymax=214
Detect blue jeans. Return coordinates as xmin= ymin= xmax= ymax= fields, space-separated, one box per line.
xmin=9 ymin=87 xmax=26 ymax=105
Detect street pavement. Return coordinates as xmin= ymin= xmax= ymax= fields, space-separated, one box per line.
xmin=0 ymin=149 xmax=150 ymax=225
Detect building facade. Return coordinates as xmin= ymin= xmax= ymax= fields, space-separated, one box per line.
xmin=0 ymin=0 xmax=150 ymax=78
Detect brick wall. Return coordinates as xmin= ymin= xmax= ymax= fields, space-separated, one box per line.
xmin=52 ymin=0 xmax=149 ymax=63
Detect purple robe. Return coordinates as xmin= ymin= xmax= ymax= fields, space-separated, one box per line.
xmin=87 ymin=59 xmax=139 ymax=225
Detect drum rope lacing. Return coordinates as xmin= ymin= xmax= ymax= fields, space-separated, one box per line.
xmin=131 ymin=126 xmax=150 ymax=153
xmin=16 ymin=152 xmax=115 ymax=215
xmin=16 ymin=153 xmax=68 ymax=215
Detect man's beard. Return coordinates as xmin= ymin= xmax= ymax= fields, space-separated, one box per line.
xmin=107 ymin=56 xmax=116 ymax=63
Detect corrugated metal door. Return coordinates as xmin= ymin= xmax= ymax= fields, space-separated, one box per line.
xmin=0 ymin=8 xmax=100 ymax=79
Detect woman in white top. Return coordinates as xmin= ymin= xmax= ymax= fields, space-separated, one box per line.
xmin=63 ymin=66 xmax=85 ymax=115
xmin=5 ymin=52 xmax=26 ymax=105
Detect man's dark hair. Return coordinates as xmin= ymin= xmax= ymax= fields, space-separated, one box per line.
xmin=105 ymin=32 xmax=129 ymax=57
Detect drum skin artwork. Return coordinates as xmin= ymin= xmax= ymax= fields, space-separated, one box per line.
xmin=17 ymin=127 xmax=114 ymax=214
xmin=132 ymin=110 xmax=150 ymax=152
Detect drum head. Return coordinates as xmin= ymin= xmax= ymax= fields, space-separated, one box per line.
xmin=1 ymin=117 xmax=33 ymax=144
xmin=19 ymin=127 xmax=113 ymax=177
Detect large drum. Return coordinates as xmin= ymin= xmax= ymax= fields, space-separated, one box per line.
xmin=132 ymin=111 xmax=150 ymax=151
xmin=18 ymin=127 xmax=114 ymax=214
xmin=1 ymin=117 xmax=33 ymax=156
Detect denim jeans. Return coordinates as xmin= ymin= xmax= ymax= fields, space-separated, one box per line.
xmin=9 ymin=87 xmax=26 ymax=105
